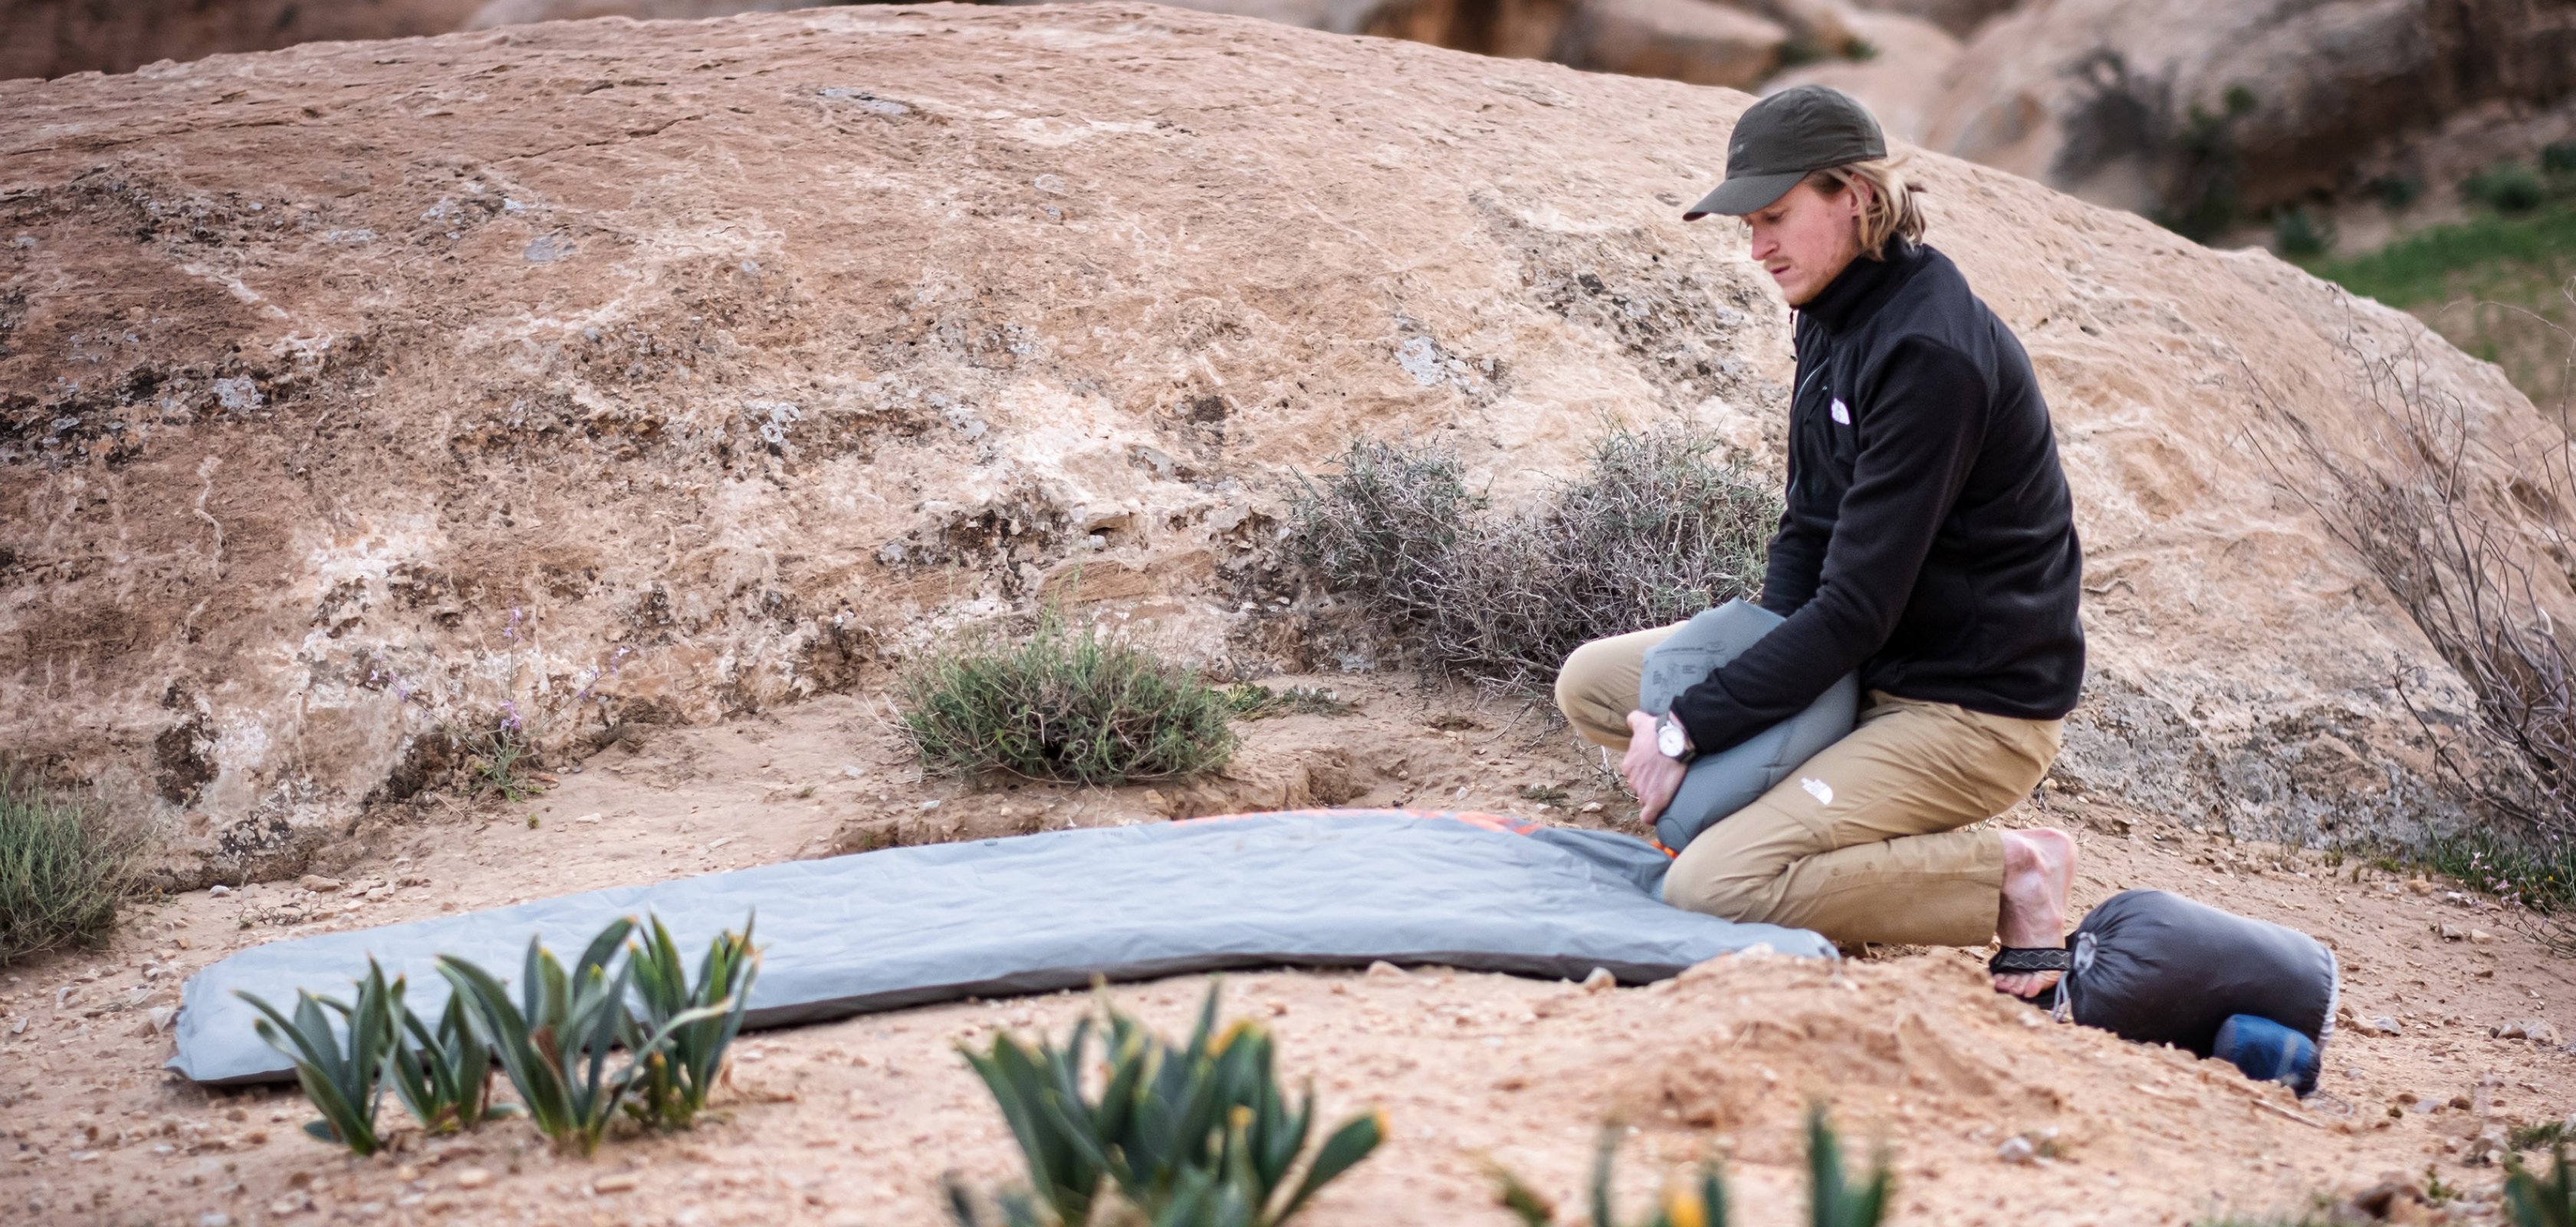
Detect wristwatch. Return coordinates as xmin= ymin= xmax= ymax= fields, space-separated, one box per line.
xmin=1654 ymin=711 xmax=1696 ymax=763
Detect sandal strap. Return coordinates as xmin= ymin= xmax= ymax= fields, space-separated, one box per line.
xmin=1989 ymin=946 xmax=2072 ymax=974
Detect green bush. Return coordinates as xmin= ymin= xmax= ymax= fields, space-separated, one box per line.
xmin=2468 ymin=162 xmax=2550 ymax=214
xmin=1491 ymin=1104 xmax=1888 ymax=1227
xmin=2369 ymin=176 xmax=2426 ymax=210
xmin=899 ymin=607 xmax=1238 ymax=785
xmin=2547 ymin=143 xmax=2576 ymax=176
xmin=0 ymin=763 xmax=143 ymax=966
xmin=948 ymin=980 xmax=1385 ymax=1227
xmin=1294 ymin=424 xmax=1777 ymax=689
xmin=2274 ymin=206 xmax=2333 ymax=258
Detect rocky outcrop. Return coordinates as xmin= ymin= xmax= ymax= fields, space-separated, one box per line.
xmin=1550 ymin=0 xmax=1788 ymax=89
xmin=1848 ymin=0 xmax=2007 ymax=40
xmin=1 ymin=3 xmax=2562 ymax=886
xmin=1919 ymin=0 xmax=2576 ymax=219
xmin=1763 ymin=8 xmax=1958 ymax=143
xmin=465 ymin=0 xmax=849 ymax=28
xmin=0 ymin=0 xmax=490 ymax=81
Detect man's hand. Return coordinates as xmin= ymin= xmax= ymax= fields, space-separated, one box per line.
xmin=1620 ymin=710 xmax=1688 ymax=827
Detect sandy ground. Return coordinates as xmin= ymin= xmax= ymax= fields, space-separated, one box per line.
xmin=5 ymin=676 xmax=2575 ymax=1227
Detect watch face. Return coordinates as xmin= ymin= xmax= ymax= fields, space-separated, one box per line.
xmin=1658 ymin=721 xmax=1687 ymax=758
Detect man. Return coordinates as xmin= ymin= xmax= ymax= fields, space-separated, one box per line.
xmin=1552 ymin=86 xmax=2086 ymax=998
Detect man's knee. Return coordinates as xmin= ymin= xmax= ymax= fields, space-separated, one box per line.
xmin=1554 ymin=637 xmax=1629 ymax=745
xmin=1662 ymin=865 xmax=1775 ymax=923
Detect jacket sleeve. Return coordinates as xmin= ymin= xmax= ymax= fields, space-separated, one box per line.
xmin=1756 ymin=498 xmax=1828 ymax=617
xmin=1671 ymin=338 xmax=1990 ymax=754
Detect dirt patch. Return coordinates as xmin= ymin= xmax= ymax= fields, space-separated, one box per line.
xmin=1 ymin=674 xmax=2572 ymax=1225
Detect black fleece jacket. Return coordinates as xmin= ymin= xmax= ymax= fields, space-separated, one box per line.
xmin=1670 ymin=240 xmax=2085 ymax=754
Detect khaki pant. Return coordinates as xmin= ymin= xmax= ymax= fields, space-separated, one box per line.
xmin=1555 ymin=623 xmax=2063 ymax=947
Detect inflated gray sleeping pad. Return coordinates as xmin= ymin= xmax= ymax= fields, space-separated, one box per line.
xmin=172 ymin=809 xmax=1833 ymax=1084
xmin=1638 ymin=600 xmax=1860 ymax=854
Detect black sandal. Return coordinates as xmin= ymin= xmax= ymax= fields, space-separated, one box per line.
xmin=1988 ymin=946 xmax=2071 ymax=976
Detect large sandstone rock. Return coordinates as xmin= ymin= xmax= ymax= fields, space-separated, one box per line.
xmin=0 ymin=3 xmax=2560 ymax=885
xmin=467 ymin=0 xmax=846 ymax=28
xmin=1848 ymin=0 xmax=2009 ymax=40
xmin=1550 ymin=0 xmax=1788 ymax=88
xmin=1763 ymin=8 xmax=1959 ymax=144
xmin=1920 ymin=0 xmax=2576 ymax=216
xmin=0 ymin=0 xmax=488 ymax=81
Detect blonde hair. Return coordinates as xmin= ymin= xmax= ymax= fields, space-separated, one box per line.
xmin=1802 ymin=160 xmax=1926 ymax=260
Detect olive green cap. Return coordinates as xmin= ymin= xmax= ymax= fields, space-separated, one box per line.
xmin=1683 ymin=84 xmax=1887 ymax=219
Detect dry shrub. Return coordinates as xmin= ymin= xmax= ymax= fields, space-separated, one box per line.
xmin=1294 ymin=424 xmax=1779 ymax=689
xmin=1 ymin=762 xmax=146 ymax=965
xmin=2256 ymin=335 xmax=2576 ymax=933
xmin=898 ymin=606 xmax=1238 ymax=785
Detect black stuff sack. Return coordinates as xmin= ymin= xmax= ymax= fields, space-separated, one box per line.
xmin=1636 ymin=600 xmax=1859 ymax=854
xmin=2052 ymin=890 xmax=2338 ymax=1078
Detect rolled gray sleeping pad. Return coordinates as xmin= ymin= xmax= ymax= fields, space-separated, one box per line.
xmin=1638 ymin=600 xmax=1861 ymax=854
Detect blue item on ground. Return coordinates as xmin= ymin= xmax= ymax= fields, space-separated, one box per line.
xmin=170 ymin=808 xmax=1835 ymax=1084
xmin=1636 ymin=600 xmax=1861 ymax=854
xmin=2211 ymin=1012 xmax=2321 ymax=1095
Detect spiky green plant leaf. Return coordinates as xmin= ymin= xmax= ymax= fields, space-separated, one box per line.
xmin=1806 ymin=1104 xmax=1891 ymax=1227
xmin=235 ymin=959 xmax=402 ymax=1155
xmin=436 ymin=917 xmax=637 ymax=1155
xmin=388 ymin=989 xmax=513 ymax=1134
xmin=953 ymin=979 xmax=1383 ymax=1226
xmin=2505 ymin=1143 xmax=2576 ymax=1227
xmin=622 ymin=911 xmax=759 ymax=1131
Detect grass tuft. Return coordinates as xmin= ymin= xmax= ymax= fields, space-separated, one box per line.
xmin=2422 ymin=828 xmax=2576 ymax=918
xmin=1224 ymin=683 xmax=1359 ymax=721
xmin=1293 ymin=423 xmax=1776 ymax=690
xmin=2514 ymin=1121 xmax=2572 ymax=1152
xmin=469 ymin=725 xmax=542 ymax=803
xmin=0 ymin=762 xmax=144 ymax=966
xmin=900 ymin=606 xmax=1237 ymax=785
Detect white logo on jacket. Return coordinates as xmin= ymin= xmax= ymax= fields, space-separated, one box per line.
xmin=1830 ymin=398 xmax=1851 ymax=425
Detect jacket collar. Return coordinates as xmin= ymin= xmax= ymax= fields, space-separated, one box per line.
xmin=1797 ymin=238 xmax=1925 ymax=337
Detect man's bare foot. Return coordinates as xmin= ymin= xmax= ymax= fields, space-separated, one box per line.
xmin=1993 ymin=828 xmax=2077 ymax=998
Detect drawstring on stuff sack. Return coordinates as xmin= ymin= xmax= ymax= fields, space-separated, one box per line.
xmin=2049 ymin=930 xmax=2096 ymax=1025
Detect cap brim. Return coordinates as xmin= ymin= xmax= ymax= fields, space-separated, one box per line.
xmin=1681 ymin=170 xmax=1806 ymax=220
